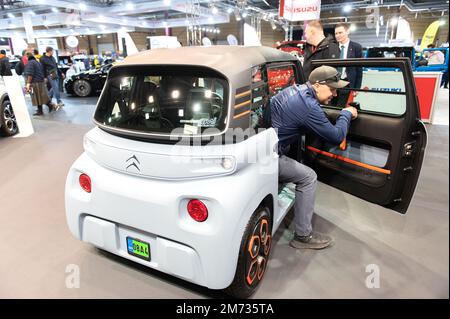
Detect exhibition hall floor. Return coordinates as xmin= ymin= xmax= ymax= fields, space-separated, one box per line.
xmin=0 ymin=92 xmax=448 ymax=298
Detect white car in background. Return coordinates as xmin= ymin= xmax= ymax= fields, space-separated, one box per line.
xmin=0 ymin=77 xmax=18 ymax=137
xmin=65 ymin=46 xmax=427 ymax=298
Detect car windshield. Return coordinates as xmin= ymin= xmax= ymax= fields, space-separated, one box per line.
xmin=94 ymin=66 xmax=229 ymax=136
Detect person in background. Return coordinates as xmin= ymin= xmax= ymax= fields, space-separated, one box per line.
xmin=33 ymin=48 xmax=42 ymax=62
xmin=427 ymin=44 xmax=445 ymax=65
xmin=40 ymin=46 xmax=65 ymax=108
xmin=14 ymin=50 xmax=29 ymax=78
xmin=92 ymin=55 xmax=101 ymax=69
xmin=303 ymin=20 xmax=340 ymax=79
xmin=334 ymin=23 xmax=363 ymax=88
xmin=0 ymin=49 xmax=13 ymax=76
xmin=334 ymin=22 xmax=363 ymax=106
xmin=23 ymin=53 xmax=56 ymax=116
xmin=441 ymin=63 xmax=449 ymax=89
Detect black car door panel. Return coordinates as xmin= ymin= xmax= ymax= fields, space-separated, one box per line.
xmin=305 ymin=58 xmax=427 ymax=214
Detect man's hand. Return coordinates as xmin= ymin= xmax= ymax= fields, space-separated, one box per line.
xmin=25 ymin=83 xmax=31 ymax=94
xmin=343 ymin=106 xmax=358 ymax=120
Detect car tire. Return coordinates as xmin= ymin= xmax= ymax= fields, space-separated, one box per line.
xmin=224 ymin=206 xmax=272 ymax=298
xmin=73 ymin=79 xmax=92 ymax=97
xmin=0 ymin=99 xmax=18 ymax=137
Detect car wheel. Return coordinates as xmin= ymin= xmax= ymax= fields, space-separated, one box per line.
xmin=73 ymin=79 xmax=92 ymax=97
xmin=0 ymin=99 xmax=18 ymax=137
xmin=225 ymin=206 xmax=272 ymax=298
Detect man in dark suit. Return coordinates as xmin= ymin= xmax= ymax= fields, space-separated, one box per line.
xmin=334 ymin=23 xmax=363 ymax=107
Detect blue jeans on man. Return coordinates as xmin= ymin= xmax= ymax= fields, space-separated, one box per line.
xmin=48 ymin=75 xmax=62 ymax=104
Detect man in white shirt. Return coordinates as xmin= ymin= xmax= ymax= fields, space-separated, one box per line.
xmin=428 ymin=49 xmax=445 ymax=65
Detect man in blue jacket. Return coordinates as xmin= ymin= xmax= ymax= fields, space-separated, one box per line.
xmin=270 ymin=66 xmax=358 ymax=249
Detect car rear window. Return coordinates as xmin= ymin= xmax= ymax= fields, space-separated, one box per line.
xmin=94 ymin=65 xmax=229 ymax=136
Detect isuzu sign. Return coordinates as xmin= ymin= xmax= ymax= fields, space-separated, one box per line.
xmin=279 ymin=0 xmax=321 ymax=22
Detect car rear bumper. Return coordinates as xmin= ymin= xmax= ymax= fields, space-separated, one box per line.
xmin=65 ymin=152 xmax=258 ymax=289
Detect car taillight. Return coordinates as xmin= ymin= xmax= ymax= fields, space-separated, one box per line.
xmin=187 ymin=199 xmax=208 ymax=222
xmin=79 ymin=174 xmax=91 ymax=193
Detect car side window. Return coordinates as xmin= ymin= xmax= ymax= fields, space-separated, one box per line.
xmin=328 ymin=67 xmax=407 ymax=116
xmin=267 ymin=63 xmax=298 ymax=97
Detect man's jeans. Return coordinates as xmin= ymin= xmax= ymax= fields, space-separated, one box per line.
xmin=279 ymin=155 xmax=317 ymax=236
xmin=48 ymin=76 xmax=62 ymax=103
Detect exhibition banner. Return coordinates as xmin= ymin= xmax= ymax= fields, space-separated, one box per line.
xmin=279 ymin=0 xmax=321 ymax=22
xmin=420 ymin=21 xmax=440 ymax=51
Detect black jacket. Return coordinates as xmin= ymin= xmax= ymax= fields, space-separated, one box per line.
xmin=40 ymin=54 xmax=61 ymax=78
xmin=303 ymin=37 xmax=340 ymax=79
xmin=0 ymin=56 xmax=12 ymax=76
xmin=342 ymin=40 xmax=363 ymax=88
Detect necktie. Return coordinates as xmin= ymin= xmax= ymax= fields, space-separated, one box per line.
xmin=340 ymin=45 xmax=346 ymax=59
xmin=338 ymin=45 xmax=346 ymax=75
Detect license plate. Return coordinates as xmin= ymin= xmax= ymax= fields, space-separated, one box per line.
xmin=126 ymin=237 xmax=151 ymax=261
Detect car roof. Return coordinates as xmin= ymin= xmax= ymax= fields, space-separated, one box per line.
xmin=116 ymin=45 xmax=298 ymax=77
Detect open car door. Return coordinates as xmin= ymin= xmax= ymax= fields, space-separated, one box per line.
xmin=304 ymin=58 xmax=427 ymax=214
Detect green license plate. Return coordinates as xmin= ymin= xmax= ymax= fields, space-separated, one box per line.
xmin=126 ymin=237 xmax=151 ymax=261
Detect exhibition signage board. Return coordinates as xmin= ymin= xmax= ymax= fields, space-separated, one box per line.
xmin=148 ymin=36 xmax=181 ymax=49
xmin=2 ymin=76 xmax=34 ymax=137
xmin=279 ymin=0 xmax=321 ymax=22
xmin=36 ymin=38 xmax=58 ymax=56
xmin=413 ymin=72 xmax=442 ymax=123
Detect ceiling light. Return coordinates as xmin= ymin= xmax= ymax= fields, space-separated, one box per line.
xmin=439 ymin=20 xmax=446 ymax=26
xmin=7 ymin=13 xmax=14 ymax=18
xmin=350 ymin=24 xmax=357 ymax=32
xmin=52 ymin=8 xmax=59 ymax=13
xmin=164 ymin=0 xmax=171 ymax=5
xmin=126 ymin=2 xmax=134 ymax=10
xmin=79 ymin=3 xmax=87 ymax=11
xmin=171 ymin=90 xmax=180 ymax=99
xmin=227 ymin=8 xmax=233 ymax=14
xmin=242 ymin=11 xmax=248 ymax=18
xmin=343 ymin=4 xmax=352 ymax=13
xmin=390 ymin=17 xmax=398 ymax=26
xmin=28 ymin=10 xmax=36 ymax=16
xmin=212 ymin=7 xmax=218 ymax=15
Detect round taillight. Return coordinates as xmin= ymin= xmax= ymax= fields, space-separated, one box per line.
xmin=79 ymin=174 xmax=91 ymax=193
xmin=187 ymin=199 xmax=208 ymax=222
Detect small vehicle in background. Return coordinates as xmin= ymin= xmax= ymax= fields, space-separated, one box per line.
xmin=64 ymin=63 xmax=114 ymax=97
xmin=275 ymin=40 xmax=306 ymax=62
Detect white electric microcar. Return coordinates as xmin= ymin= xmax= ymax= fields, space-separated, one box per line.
xmin=65 ymin=46 xmax=427 ymax=298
